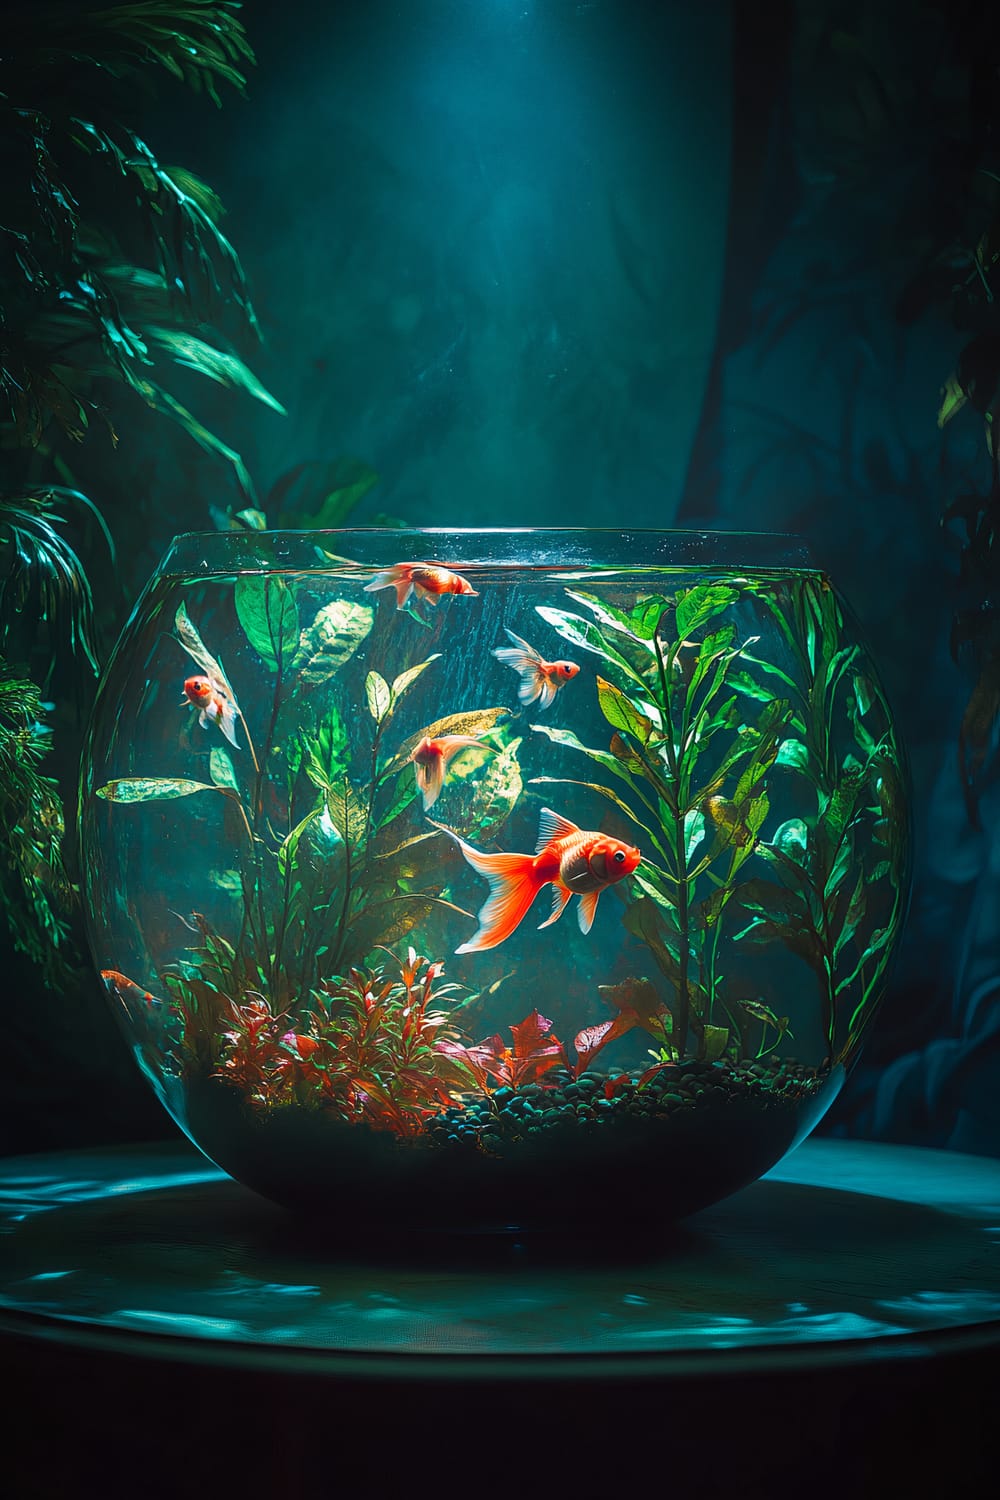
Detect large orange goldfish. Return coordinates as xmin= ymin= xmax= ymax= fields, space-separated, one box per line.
xmin=409 ymin=733 xmax=490 ymax=811
xmin=363 ymin=561 xmax=478 ymax=611
xmin=492 ymin=628 xmax=580 ymax=708
xmin=440 ymin=807 xmax=641 ymax=954
xmin=182 ymin=674 xmax=239 ymax=749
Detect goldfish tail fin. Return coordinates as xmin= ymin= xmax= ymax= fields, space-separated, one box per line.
xmin=577 ymin=890 xmax=600 ymax=934
xmin=363 ymin=566 xmax=414 ymax=609
xmin=450 ymin=840 xmax=540 ymax=953
xmin=537 ymin=883 xmax=572 ymax=930
xmin=493 ymin=648 xmax=545 ymax=705
xmin=414 ymin=757 xmax=444 ymax=811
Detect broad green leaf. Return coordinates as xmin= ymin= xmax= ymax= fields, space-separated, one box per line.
xmin=292 ymin=598 xmax=373 ymax=684
xmin=564 ymin=590 xmax=649 ymax=642
xmin=772 ymin=818 xmax=810 ymax=862
xmin=776 ymin=738 xmax=810 ymax=771
xmin=833 ymin=871 xmax=867 ymax=960
xmin=374 ymin=773 xmax=420 ymax=832
xmin=449 ymin=738 xmax=523 ymax=841
xmin=325 ymin=782 xmax=367 ymax=843
xmin=146 ymin=327 xmax=285 ymax=413
xmin=824 ymin=833 xmax=854 ymax=901
xmin=623 ymin=898 xmax=680 ymax=982
xmin=96 ymin=777 xmax=218 ymax=803
xmin=685 ymin=807 xmax=706 ymax=861
xmin=304 ymin=706 xmax=351 ymax=791
xmin=391 ymin=654 xmax=441 ymax=703
xmin=609 ymin=731 xmax=650 ymax=776
xmin=174 ymin=601 xmax=228 ymax=686
xmin=209 ymin=747 xmax=239 ymax=790
xmin=278 ymin=808 xmax=322 ymax=878
xmin=629 ymin=594 xmax=672 ymax=640
xmin=630 ymin=862 xmax=678 ymax=908
xmin=701 ymin=1025 xmax=729 ymax=1062
xmin=821 ymin=769 xmax=866 ymax=846
xmin=365 ymin=670 xmax=392 ymax=722
xmin=596 ymin=676 xmax=653 ymax=743
xmin=674 ymin=584 xmax=739 ymax=640
xmin=235 ymin=576 xmax=299 ymax=671
xmin=534 ymin=605 xmax=647 ymax=687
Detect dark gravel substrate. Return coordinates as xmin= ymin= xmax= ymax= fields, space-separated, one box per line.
xmin=181 ymin=1053 xmax=840 ymax=1238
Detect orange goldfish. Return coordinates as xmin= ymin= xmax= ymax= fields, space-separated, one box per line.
xmin=363 ymin=561 xmax=478 ymax=610
xmin=182 ymin=674 xmax=239 ymax=749
xmin=492 ymin=628 xmax=580 ymax=708
xmin=439 ymin=807 xmax=641 ymax=954
xmin=409 ymin=734 xmax=490 ymax=811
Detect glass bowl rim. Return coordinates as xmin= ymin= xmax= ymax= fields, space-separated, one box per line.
xmin=157 ymin=527 xmax=819 ymax=576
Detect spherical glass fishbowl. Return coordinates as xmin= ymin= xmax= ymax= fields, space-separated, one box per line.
xmin=80 ymin=529 xmax=909 ymax=1234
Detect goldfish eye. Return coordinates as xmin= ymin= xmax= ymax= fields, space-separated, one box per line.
xmin=613 ymin=849 xmax=626 ymax=864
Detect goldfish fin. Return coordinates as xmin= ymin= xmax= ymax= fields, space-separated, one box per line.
xmin=577 ymin=890 xmax=601 ymax=934
xmin=448 ymin=838 xmax=540 ymax=954
xmin=537 ymin=677 xmax=557 ymax=709
xmin=218 ymin=697 xmax=240 ymax=750
xmin=493 ymin=631 xmax=545 ymax=704
xmin=537 ymin=883 xmax=572 ymax=930
xmin=535 ymin=807 xmax=580 ymax=852
xmin=414 ymin=756 xmax=444 ymax=811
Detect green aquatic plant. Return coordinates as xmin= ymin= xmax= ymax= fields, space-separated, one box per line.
xmin=0 ymin=1 xmax=273 ymax=986
xmin=531 ymin=581 xmax=791 ymax=1061
xmin=96 ymin=580 xmax=523 ymax=1071
xmin=0 ymin=665 xmax=75 ymax=985
xmin=730 ymin=574 xmax=907 ymax=1063
xmin=530 ymin=574 xmax=905 ymax=1068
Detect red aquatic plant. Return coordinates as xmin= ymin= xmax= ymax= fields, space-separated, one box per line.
xmin=215 ymin=993 xmax=290 ymax=1103
xmin=572 ymin=977 xmax=673 ymax=1079
xmin=441 ymin=1008 xmax=567 ymax=1090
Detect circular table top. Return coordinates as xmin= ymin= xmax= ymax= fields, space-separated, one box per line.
xmin=1 ymin=1136 xmax=998 ymax=1379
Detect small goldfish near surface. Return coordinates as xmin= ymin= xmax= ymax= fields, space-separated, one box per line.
xmin=182 ymin=674 xmax=239 ymax=749
xmin=493 ymin=627 xmax=580 ymax=708
xmin=437 ymin=807 xmax=641 ymax=953
xmin=363 ymin=561 xmax=478 ymax=611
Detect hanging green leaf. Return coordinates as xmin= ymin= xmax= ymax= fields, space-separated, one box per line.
xmin=145 ymin=327 xmax=285 ymax=413
xmin=365 ymin=671 xmax=392 ymax=723
xmin=776 ymin=738 xmax=811 ymax=771
xmin=596 ymin=676 xmax=654 ymax=743
xmin=209 ymin=747 xmax=239 ymax=790
xmin=629 ymin=595 xmax=673 ymax=640
xmin=96 ymin=777 xmax=219 ymax=803
xmin=291 ymin=598 xmax=374 ymax=684
xmin=278 ymin=808 xmax=323 ymax=879
xmin=674 ymin=584 xmax=739 ymax=640
xmin=701 ymin=1025 xmax=729 ymax=1062
xmin=235 ymin=576 xmax=299 ymax=671
xmin=391 ymin=655 xmax=441 ymax=704
xmin=303 ymin=706 xmax=351 ymax=792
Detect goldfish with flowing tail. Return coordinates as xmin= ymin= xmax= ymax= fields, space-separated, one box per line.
xmin=492 ymin=628 xmax=579 ymax=708
xmin=182 ymin=674 xmax=240 ymax=749
xmin=363 ymin=561 xmax=478 ymax=611
xmin=434 ymin=807 xmax=641 ymax=953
